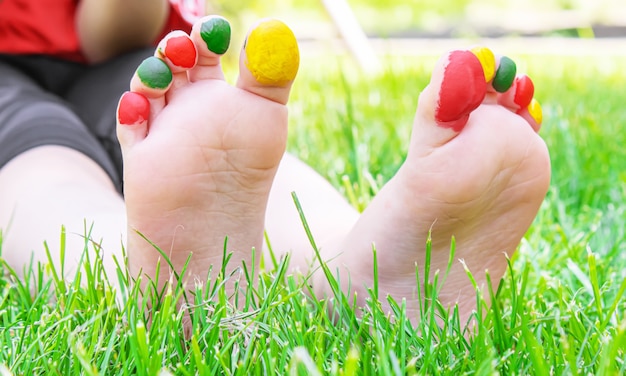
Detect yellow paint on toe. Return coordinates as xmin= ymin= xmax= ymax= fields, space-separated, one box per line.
xmin=471 ymin=47 xmax=496 ymax=82
xmin=528 ymin=98 xmax=543 ymax=125
xmin=244 ymin=19 xmax=299 ymax=86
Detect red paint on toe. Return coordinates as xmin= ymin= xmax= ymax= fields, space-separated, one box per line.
xmin=118 ymin=91 xmax=150 ymax=125
xmin=437 ymin=115 xmax=471 ymax=132
xmin=436 ymin=50 xmax=486 ymax=131
xmin=513 ymin=75 xmax=534 ymax=108
xmin=165 ymin=35 xmax=197 ymax=68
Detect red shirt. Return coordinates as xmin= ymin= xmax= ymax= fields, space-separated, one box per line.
xmin=0 ymin=0 xmax=195 ymax=63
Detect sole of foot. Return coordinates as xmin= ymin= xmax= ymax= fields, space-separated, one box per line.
xmin=314 ymin=47 xmax=550 ymax=326
xmin=116 ymin=16 xmax=299 ymax=310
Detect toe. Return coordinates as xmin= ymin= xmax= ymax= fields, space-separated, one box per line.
xmin=411 ymin=49 xmax=486 ymax=149
xmin=497 ymin=74 xmax=535 ymax=111
xmin=156 ymin=31 xmax=198 ymax=72
xmin=470 ymin=47 xmax=518 ymax=103
xmin=155 ymin=30 xmax=198 ymax=90
xmin=188 ymin=15 xmax=231 ymax=82
xmin=496 ymin=74 xmax=543 ymax=132
xmin=236 ymin=18 xmax=300 ymax=105
xmin=471 ymin=47 xmax=544 ymax=132
xmin=130 ymin=56 xmax=173 ymax=99
xmin=434 ymin=50 xmax=486 ymax=130
xmin=128 ymin=31 xmax=197 ymax=123
xmin=490 ymin=55 xmax=517 ymax=94
xmin=129 ymin=55 xmax=172 ymax=120
xmin=116 ymin=91 xmax=150 ymax=151
xmin=517 ymin=98 xmax=543 ymax=132
xmin=415 ymin=49 xmax=486 ymax=142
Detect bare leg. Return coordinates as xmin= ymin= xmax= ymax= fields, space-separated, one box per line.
xmin=0 ymin=146 xmax=126 ymax=279
xmin=265 ymin=153 xmax=359 ymax=274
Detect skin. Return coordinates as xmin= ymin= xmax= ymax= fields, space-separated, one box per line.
xmin=497 ymin=75 xmax=542 ymax=131
xmin=312 ymin=49 xmax=549 ymax=324
xmin=118 ymin=18 xmax=298 ymax=298
xmin=76 ymin=0 xmax=169 ymax=63
xmin=117 ymin=25 xmax=549 ymax=330
xmin=0 ymin=0 xmax=169 ymax=280
xmin=1 ymin=13 xmax=550 ymax=332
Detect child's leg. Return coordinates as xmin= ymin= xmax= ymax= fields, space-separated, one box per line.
xmin=264 ymin=153 xmax=359 ymax=273
xmin=0 ymin=58 xmax=127 ymax=278
xmin=0 ymin=146 xmax=126 ymax=279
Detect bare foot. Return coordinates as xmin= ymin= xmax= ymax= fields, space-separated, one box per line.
xmin=115 ymin=16 xmax=299 ymax=295
xmin=315 ymin=48 xmax=551 ymax=324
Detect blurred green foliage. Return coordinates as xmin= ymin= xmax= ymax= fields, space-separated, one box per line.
xmin=208 ymin=0 xmax=471 ymax=28
xmin=208 ymin=0 xmax=624 ymax=38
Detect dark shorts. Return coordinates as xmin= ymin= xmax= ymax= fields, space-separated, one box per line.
xmin=0 ymin=47 xmax=153 ymax=194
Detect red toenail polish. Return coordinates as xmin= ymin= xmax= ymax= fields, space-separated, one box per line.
xmin=513 ymin=75 xmax=534 ymax=109
xmin=436 ymin=50 xmax=486 ymax=131
xmin=118 ymin=92 xmax=150 ymax=125
xmin=165 ymin=35 xmax=197 ymax=69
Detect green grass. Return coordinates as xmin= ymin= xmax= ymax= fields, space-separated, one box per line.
xmin=2 ymin=51 xmax=626 ymax=374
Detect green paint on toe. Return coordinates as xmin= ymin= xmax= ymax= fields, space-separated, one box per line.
xmin=137 ymin=57 xmax=172 ymax=89
xmin=492 ymin=56 xmax=517 ymax=93
xmin=200 ymin=17 xmax=231 ymax=55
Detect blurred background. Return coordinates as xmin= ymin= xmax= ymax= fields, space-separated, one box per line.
xmin=206 ymin=0 xmax=625 ymax=74
xmin=209 ymin=0 xmax=626 ymax=39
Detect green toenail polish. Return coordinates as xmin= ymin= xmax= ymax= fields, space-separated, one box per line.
xmin=200 ymin=17 xmax=231 ymax=54
xmin=137 ymin=57 xmax=172 ymax=89
xmin=492 ymin=56 xmax=516 ymax=93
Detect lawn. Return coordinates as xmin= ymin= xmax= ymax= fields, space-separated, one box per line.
xmin=1 ymin=44 xmax=626 ymax=374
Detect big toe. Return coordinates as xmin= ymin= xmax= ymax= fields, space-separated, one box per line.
xmin=236 ymin=19 xmax=300 ymax=105
xmin=413 ymin=50 xmax=487 ymax=148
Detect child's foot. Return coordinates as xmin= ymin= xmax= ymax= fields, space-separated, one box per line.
xmin=116 ymin=16 xmax=299 ymax=295
xmin=316 ymin=48 xmax=550 ymax=324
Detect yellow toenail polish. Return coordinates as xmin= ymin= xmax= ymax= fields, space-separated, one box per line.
xmin=471 ymin=46 xmax=496 ymax=82
xmin=528 ymin=98 xmax=543 ymax=125
xmin=244 ymin=19 xmax=299 ymax=86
